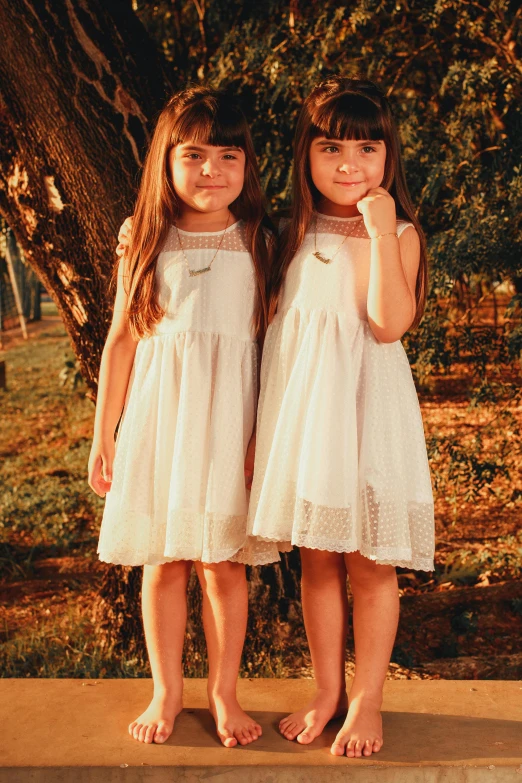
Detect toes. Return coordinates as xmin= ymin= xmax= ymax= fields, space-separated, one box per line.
xmin=331 ymin=740 xmax=346 ymax=756
xmin=154 ymin=721 xmax=170 ymax=744
xmin=128 ymin=721 xmax=137 ymax=736
xmin=144 ymin=724 xmax=156 ymax=744
xmin=346 ymin=738 xmax=356 ymax=757
xmin=296 ymin=729 xmax=316 ymax=745
xmin=373 ymin=738 xmax=383 ymax=753
xmin=354 ymin=739 xmax=363 ymax=758
xmin=138 ymin=724 xmax=148 ymax=743
xmin=220 ymin=730 xmax=237 ymax=748
xmin=132 ymin=723 xmax=143 ymax=741
xmin=237 ymin=728 xmax=251 ymax=745
xmin=283 ymin=722 xmax=298 ymax=740
xmin=362 ymin=739 xmax=372 ymax=756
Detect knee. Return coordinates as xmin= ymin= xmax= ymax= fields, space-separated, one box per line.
xmin=301 ymin=548 xmax=346 ymax=587
xmin=199 ymin=560 xmax=246 ymax=596
xmin=347 ymin=555 xmax=397 ymax=594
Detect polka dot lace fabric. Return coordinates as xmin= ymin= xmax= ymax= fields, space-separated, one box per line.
xmin=247 ymin=214 xmax=435 ymax=571
xmin=97 ymin=220 xmax=280 ymax=567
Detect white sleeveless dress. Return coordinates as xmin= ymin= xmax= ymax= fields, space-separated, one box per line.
xmin=248 ymin=213 xmax=435 ymax=571
xmin=97 ymin=220 xmax=280 ymax=566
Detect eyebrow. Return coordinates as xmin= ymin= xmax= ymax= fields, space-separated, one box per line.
xmin=314 ymin=139 xmax=383 ymax=146
xmin=180 ymin=144 xmax=242 ymax=152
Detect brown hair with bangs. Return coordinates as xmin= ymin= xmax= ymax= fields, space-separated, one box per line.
xmin=269 ymin=76 xmax=428 ymax=330
xmin=115 ymin=85 xmax=271 ymax=340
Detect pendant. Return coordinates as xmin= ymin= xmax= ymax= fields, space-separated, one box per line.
xmin=313 ymin=251 xmax=331 ymax=264
xmin=188 ymin=266 xmax=211 ymax=277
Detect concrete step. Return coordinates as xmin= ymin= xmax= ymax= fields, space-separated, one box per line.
xmin=1 ymin=678 xmax=522 ymax=781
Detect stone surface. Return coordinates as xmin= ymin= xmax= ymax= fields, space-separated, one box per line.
xmin=1 ymin=678 xmax=522 ymax=781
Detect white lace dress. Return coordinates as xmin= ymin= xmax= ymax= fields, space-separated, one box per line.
xmin=247 ymin=213 xmax=435 ymax=571
xmin=97 ymin=220 xmax=280 ymax=566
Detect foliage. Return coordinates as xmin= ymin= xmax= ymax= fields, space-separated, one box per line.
xmin=134 ymin=0 xmax=522 ymax=508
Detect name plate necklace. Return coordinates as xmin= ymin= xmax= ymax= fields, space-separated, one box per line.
xmin=175 ymin=210 xmax=231 ymax=277
xmin=313 ymin=213 xmax=363 ymax=264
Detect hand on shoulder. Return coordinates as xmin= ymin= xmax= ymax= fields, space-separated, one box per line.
xmin=115 ymin=215 xmax=134 ymax=257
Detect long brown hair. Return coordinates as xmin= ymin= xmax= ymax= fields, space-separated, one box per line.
xmin=269 ymin=76 xmax=428 ymax=329
xmin=115 ymin=86 xmax=271 ymax=340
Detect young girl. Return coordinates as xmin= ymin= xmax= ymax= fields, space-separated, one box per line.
xmin=247 ymin=77 xmax=435 ymax=758
xmin=88 ymin=86 xmax=279 ymax=748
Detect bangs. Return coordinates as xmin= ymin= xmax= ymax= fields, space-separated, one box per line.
xmin=311 ymin=93 xmax=386 ymax=141
xmin=170 ymin=98 xmax=248 ymax=149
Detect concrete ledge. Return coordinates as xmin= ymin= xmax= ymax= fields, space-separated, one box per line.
xmin=1 ymin=679 xmax=522 ymax=782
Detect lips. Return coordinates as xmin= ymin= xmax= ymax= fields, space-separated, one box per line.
xmin=335 ymin=181 xmax=364 ymax=186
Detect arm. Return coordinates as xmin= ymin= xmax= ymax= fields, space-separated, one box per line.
xmin=357 ymin=187 xmax=419 ymax=343
xmin=88 ymin=256 xmax=138 ymax=496
xmin=366 ymin=226 xmax=419 ymax=343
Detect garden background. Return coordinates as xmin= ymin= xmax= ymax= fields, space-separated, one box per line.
xmin=0 ymin=0 xmax=521 ymax=681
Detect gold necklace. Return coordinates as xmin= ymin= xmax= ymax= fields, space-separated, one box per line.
xmin=175 ymin=211 xmax=231 ymax=277
xmin=313 ymin=213 xmax=363 ymax=264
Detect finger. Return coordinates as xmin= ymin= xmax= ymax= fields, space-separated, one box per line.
xmin=101 ymin=455 xmax=113 ymax=484
xmin=124 ymin=215 xmax=134 ymax=230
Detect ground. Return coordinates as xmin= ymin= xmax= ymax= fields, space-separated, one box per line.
xmin=1 ymin=307 xmax=521 ymax=680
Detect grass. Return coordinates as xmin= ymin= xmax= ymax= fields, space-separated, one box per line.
xmin=1 ymin=309 xmax=521 ymax=680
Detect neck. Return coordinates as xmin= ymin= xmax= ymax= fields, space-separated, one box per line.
xmin=175 ymin=205 xmax=234 ymax=232
xmin=315 ymin=198 xmax=361 ymax=218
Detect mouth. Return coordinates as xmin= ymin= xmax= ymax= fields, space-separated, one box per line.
xmin=196 ymin=185 xmax=226 ymax=190
xmin=335 ymin=181 xmax=364 ymax=187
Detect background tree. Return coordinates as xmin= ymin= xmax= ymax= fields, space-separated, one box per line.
xmin=1 ymin=0 xmax=520 ymax=663
xmin=0 ymin=0 xmax=174 ymax=659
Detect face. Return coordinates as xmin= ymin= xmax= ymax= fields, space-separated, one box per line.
xmin=309 ymin=138 xmax=387 ymax=207
xmin=169 ymin=142 xmax=246 ymax=214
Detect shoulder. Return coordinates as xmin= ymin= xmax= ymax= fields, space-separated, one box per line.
xmin=396 ymin=219 xmax=417 ymax=239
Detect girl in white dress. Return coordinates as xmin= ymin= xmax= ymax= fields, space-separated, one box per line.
xmin=88 ymin=86 xmax=279 ymax=748
xmin=247 ymin=77 xmax=435 ymax=757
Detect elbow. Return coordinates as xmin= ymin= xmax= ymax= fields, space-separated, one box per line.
xmin=103 ymin=330 xmax=138 ymax=357
xmin=368 ymin=317 xmax=412 ymax=344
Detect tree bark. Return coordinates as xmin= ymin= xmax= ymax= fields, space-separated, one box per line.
xmin=0 ymin=0 xmax=174 ymax=663
xmin=0 ymin=0 xmax=173 ymax=396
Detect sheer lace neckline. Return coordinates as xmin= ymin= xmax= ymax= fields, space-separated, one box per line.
xmin=173 ymin=219 xmax=242 ymax=237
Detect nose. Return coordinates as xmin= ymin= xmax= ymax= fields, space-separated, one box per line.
xmin=338 ymin=154 xmax=359 ymax=173
xmin=201 ymin=158 xmax=219 ymax=177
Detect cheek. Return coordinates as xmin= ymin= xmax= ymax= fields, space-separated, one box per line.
xmin=229 ymin=165 xmax=246 ymax=192
xmin=170 ymin=161 xmax=190 ymax=193
xmin=309 ymin=154 xmax=330 ymax=189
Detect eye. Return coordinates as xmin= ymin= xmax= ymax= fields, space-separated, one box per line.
xmin=361 ymin=146 xmax=376 ymax=153
xmin=323 ymin=145 xmax=340 ymax=153
xmin=223 ymin=154 xmax=238 ymax=160
xmin=185 ymin=153 xmax=201 ymax=159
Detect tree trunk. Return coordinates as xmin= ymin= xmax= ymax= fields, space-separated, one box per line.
xmin=0 ymin=0 xmax=174 ymax=663
xmin=0 ymin=0 xmax=173 ymax=395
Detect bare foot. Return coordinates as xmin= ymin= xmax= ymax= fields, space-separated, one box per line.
xmin=128 ymin=690 xmax=183 ymax=744
xmin=209 ymin=694 xmax=263 ymax=748
xmin=330 ymin=695 xmax=383 ymax=757
xmin=279 ymin=688 xmax=348 ymax=744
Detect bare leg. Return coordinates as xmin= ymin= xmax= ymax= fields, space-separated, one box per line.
xmin=128 ymin=559 xmax=192 ymax=744
xmin=331 ymin=551 xmax=399 ymax=758
xmin=279 ymin=548 xmax=349 ymax=743
xmin=195 ymin=560 xmax=262 ymax=748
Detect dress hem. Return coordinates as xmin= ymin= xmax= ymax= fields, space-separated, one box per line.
xmin=251 ymin=534 xmax=434 ymax=572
